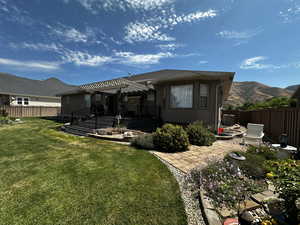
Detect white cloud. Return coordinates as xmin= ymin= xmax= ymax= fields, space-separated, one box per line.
xmin=62 ymin=0 xmax=174 ymax=12
xmin=240 ymin=56 xmax=281 ymax=70
xmin=49 ymin=25 xmax=89 ymax=43
xmin=124 ymin=9 xmax=218 ymax=43
xmin=0 ymin=58 xmax=60 ymax=70
xmin=0 ymin=0 xmax=34 ymax=25
xmin=62 ymin=50 xmax=113 ymax=66
xmin=115 ymin=51 xmax=173 ymax=64
xmin=10 ymin=42 xmax=62 ymax=53
xmin=157 ymin=43 xmax=185 ymax=50
xmin=280 ymin=0 xmax=300 ymax=22
xmin=124 ymin=22 xmax=175 ymax=43
xmin=217 ymin=29 xmax=262 ymax=39
xmin=125 ymin=0 xmax=174 ymax=10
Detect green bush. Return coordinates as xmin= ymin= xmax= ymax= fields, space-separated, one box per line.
xmin=130 ymin=134 xmax=154 ymax=150
xmin=265 ymin=160 xmax=300 ymax=223
xmin=186 ymin=121 xmax=216 ymax=146
xmin=0 ymin=109 xmax=8 ymax=117
xmin=153 ymin=124 xmax=189 ymax=152
xmin=247 ymin=145 xmax=278 ymax=160
xmin=225 ymin=151 xmax=268 ymax=179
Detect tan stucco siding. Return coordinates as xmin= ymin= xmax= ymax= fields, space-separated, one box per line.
xmin=155 ymin=80 xmax=219 ymax=128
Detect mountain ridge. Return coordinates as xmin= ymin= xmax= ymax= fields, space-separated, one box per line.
xmin=226 ymin=81 xmax=297 ymax=106
xmin=0 ymin=72 xmax=76 ymax=97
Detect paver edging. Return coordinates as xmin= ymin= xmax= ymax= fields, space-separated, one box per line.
xmin=199 ymin=189 xmax=223 ymax=225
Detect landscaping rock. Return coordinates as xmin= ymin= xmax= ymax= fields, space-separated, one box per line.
xmin=218 ymin=207 xmax=236 ymax=218
xmin=240 ymin=200 xmax=260 ymax=211
xmin=153 ymin=155 xmax=206 ymax=225
xmin=251 ymin=190 xmax=278 ymax=203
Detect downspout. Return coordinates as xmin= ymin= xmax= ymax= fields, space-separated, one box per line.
xmin=215 ymin=82 xmax=222 ymax=132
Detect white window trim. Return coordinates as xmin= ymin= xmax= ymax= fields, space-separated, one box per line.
xmin=16 ymin=97 xmax=30 ymax=106
xmin=23 ymin=97 xmax=29 ymax=106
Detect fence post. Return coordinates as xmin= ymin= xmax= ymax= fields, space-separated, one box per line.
xmin=95 ymin=116 xmax=98 ymax=129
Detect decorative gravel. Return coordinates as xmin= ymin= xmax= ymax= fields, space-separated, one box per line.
xmin=153 ymin=155 xmax=206 ymax=225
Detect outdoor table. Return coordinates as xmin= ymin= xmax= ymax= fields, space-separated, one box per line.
xmin=271 ymin=144 xmax=298 ymax=158
xmin=271 ymin=144 xmax=297 ymax=152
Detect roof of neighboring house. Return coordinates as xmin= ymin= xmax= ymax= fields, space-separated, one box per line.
xmin=292 ymin=86 xmax=300 ymax=99
xmin=0 ymin=72 xmax=76 ymax=97
xmin=58 ymin=69 xmax=235 ymax=98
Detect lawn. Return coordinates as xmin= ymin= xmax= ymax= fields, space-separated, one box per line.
xmin=0 ymin=118 xmax=187 ymax=225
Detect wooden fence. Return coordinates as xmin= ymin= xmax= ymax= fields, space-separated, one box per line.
xmin=223 ymin=108 xmax=300 ymax=147
xmin=0 ymin=105 xmax=61 ymax=118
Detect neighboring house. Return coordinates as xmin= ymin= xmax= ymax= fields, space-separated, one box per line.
xmin=0 ymin=92 xmax=61 ymax=107
xmin=0 ymin=72 xmax=76 ymax=107
xmin=292 ymin=86 xmax=300 ymax=107
xmin=58 ymin=69 xmax=235 ymax=130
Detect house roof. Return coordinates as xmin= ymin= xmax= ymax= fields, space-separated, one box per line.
xmin=125 ymin=69 xmax=234 ymax=83
xmin=0 ymin=72 xmax=76 ymax=97
xmin=58 ymin=69 xmax=235 ymax=99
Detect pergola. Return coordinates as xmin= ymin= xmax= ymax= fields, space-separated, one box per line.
xmin=79 ymin=78 xmax=153 ymax=94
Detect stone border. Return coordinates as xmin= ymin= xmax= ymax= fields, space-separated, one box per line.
xmin=199 ymin=189 xmax=222 ymax=225
xmin=153 ymin=154 xmax=206 ymax=225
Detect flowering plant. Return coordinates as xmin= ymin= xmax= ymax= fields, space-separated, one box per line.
xmin=196 ymin=160 xmax=264 ymax=211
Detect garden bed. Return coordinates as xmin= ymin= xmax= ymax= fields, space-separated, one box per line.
xmin=187 ymin=144 xmax=299 ymax=225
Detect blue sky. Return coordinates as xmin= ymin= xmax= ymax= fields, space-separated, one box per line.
xmin=0 ymin=0 xmax=299 ymax=87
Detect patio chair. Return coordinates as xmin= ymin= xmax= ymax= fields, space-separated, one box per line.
xmin=243 ymin=123 xmax=264 ymax=145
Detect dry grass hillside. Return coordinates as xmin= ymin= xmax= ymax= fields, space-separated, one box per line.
xmin=226 ymin=82 xmax=294 ymax=106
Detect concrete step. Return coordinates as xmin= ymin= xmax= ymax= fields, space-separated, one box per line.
xmin=63 ymin=127 xmax=88 ymax=136
xmin=63 ymin=125 xmax=95 ymax=136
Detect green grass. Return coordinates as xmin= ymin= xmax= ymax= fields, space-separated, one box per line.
xmin=0 ymin=118 xmax=187 ymax=225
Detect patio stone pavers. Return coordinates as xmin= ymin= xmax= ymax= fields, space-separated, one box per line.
xmin=151 ymin=138 xmax=247 ymax=173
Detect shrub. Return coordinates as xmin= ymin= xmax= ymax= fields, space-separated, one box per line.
xmin=247 ymin=145 xmax=278 ymax=160
xmin=130 ymin=134 xmax=154 ymax=150
xmin=226 ymin=151 xmax=268 ymax=179
xmin=186 ymin=121 xmax=216 ymax=146
xmin=265 ymin=160 xmax=300 ymax=224
xmin=153 ymin=124 xmax=189 ymax=152
xmin=0 ymin=109 xmax=8 ymax=117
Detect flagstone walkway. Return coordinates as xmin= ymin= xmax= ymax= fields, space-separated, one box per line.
xmin=151 ymin=138 xmax=247 ymax=173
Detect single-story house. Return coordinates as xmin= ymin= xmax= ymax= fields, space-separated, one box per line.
xmin=0 ymin=92 xmax=61 ymax=107
xmin=292 ymin=86 xmax=300 ymax=107
xmin=58 ymin=69 xmax=235 ymax=130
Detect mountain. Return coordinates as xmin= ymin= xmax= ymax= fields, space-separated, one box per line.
xmin=0 ymin=72 xmax=76 ymax=97
xmin=285 ymin=84 xmax=300 ymax=92
xmin=226 ymin=81 xmax=295 ymax=106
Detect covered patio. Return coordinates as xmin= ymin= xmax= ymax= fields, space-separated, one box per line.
xmin=61 ymin=78 xmax=157 ymax=118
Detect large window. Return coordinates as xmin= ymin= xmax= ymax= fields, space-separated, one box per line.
xmin=199 ymin=84 xmax=208 ymax=108
xmin=170 ymin=84 xmax=193 ymax=108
